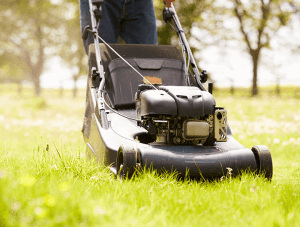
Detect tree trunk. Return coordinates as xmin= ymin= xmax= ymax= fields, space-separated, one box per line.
xmin=276 ymin=78 xmax=280 ymax=97
xmin=230 ymin=85 xmax=234 ymax=96
xmin=32 ymin=25 xmax=44 ymax=97
xmin=33 ymin=75 xmax=41 ymax=96
xmin=73 ymin=77 xmax=78 ymax=98
xmin=251 ymin=51 xmax=260 ymax=97
xmin=230 ymin=78 xmax=234 ymax=96
xmin=17 ymin=81 xmax=23 ymax=95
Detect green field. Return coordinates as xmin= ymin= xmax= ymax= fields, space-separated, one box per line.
xmin=0 ymin=84 xmax=299 ymax=226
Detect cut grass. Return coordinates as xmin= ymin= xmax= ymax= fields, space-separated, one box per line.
xmin=0 ymin=84 xmax=300 ymax=226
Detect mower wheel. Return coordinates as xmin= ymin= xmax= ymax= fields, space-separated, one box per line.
xmin=251 ymin=145 xmax=273 ymax=180
xmin=117 ymin=144 xmax=137 ymax=179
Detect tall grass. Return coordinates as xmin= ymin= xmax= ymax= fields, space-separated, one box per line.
xmin=0 ymin=84 xmax=299 ymax=226
xmin=1 ymin=147 xmax=299 ymax=226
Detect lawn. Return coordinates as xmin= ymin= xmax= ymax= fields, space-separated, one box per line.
xmin=0 ymin=84 xmax=299 ymax=226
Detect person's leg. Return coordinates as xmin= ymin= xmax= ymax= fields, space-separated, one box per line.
xmin=120 ymin=0 xmax=157 ymax=44
xmin=79 ymin=0 xmax=123 ymax=54
xmin=98 ymin=0 xmax=124 ymax=43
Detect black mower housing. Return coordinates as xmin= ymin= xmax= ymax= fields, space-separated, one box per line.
xmin=137 ymin=86 xmax=215 ymax=118
xmin=82 ymin=44 xmax=273 ymax=180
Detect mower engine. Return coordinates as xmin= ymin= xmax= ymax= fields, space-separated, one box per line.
xmin=136 ymin=85 xmax=227 ymax=145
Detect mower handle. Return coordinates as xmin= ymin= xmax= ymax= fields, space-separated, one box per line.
xmin=163 ymin=3 xmax=207 ymax=91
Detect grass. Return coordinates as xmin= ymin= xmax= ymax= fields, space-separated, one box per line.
xmin=0 ymin=83 xmax=300 ymax=226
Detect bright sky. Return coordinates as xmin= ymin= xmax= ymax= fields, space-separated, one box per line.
xmin=41 ymin=57 xmax=86 ymax=89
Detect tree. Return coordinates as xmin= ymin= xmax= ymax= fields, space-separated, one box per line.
xmin=56 ymin=0 xmax=88 ymax=98
xmin=0 ymin=0 xmax=67 ymax=96
xmin=229 ymin=0 xmax=298 ymax=96
xmin=155 ymin=0 xmax=216 ymax=47
xmin=0 ymin=53 xmax=29 ymax=83
xmin=0 ymin=53 xmax=30 ymax=93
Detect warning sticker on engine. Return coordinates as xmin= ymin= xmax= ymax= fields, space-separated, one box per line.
xmin=143 ymin=76 xmax=162 ymax=85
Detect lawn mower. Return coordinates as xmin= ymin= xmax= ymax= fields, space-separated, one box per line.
xmin=81 ymin=0 xmax=273 ymax=180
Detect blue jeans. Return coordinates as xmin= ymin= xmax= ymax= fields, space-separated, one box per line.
xmin=79 ymin=0 xmax=158 ymax=54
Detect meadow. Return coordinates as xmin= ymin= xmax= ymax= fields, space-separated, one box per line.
xmin=0 ymin=84 xmax=299 ymax=227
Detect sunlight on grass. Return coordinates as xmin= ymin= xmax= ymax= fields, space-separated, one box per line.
xmin=0 ymin=85 xmax=299 ymax=226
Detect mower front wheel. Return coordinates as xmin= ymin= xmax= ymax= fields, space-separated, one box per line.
xmin=251 ymin=145 xmax=273 ymax=180
xmin=117 ymin=144 xmax=137 ymax=179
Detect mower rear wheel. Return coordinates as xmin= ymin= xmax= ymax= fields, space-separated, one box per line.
xmin=251 ymin=145 xmax=273 ymax=180
xmin=117 ymin=144 xmax=137 ymax=179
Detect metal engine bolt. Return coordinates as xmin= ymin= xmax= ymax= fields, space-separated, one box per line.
xmin=173 ymin=137 xmax=181 ymax=144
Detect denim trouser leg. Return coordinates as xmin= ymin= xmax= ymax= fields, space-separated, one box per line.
xmin=79 ymin=0 xmax=157 ymax=54
xmin=119 ymin=0 xmax=157 ymax=44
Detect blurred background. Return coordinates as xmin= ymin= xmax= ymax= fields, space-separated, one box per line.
xmin=0 ymin=0 xmax=299 ymax=97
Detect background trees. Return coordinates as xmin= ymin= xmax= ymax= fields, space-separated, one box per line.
xmin=229 ymin=0 xmax=298 ymax=96
xmin=0 ymin=0 xmax=66 ymax=95
xmin=0 ymin=0 xmax=84 ymax=96
xmin=0 ymin=0 xmax=299 ymax=96
xmin=155 ymin=0 xmax=215 ymax=46
xmin=0 ymin=53 xmax=29 ymax=93
xmin=55 ymin=0 xmax=87 ymax=98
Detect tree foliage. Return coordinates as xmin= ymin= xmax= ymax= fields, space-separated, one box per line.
xmin=1 ymin=0 xmax=298 ymax=97
xmin=0 ymin=0 xmax=68 ymax=95
xmin=54 ymin=0 xmax=88 ymax=98
xmin=155 ymin=0 xmax=216 ymax=47
xmin=0 ymin=53 xmax=29 ymax=83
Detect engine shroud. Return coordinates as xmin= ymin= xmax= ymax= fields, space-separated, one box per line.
xmin=136 ymin=85 xmax=227 ymax=145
